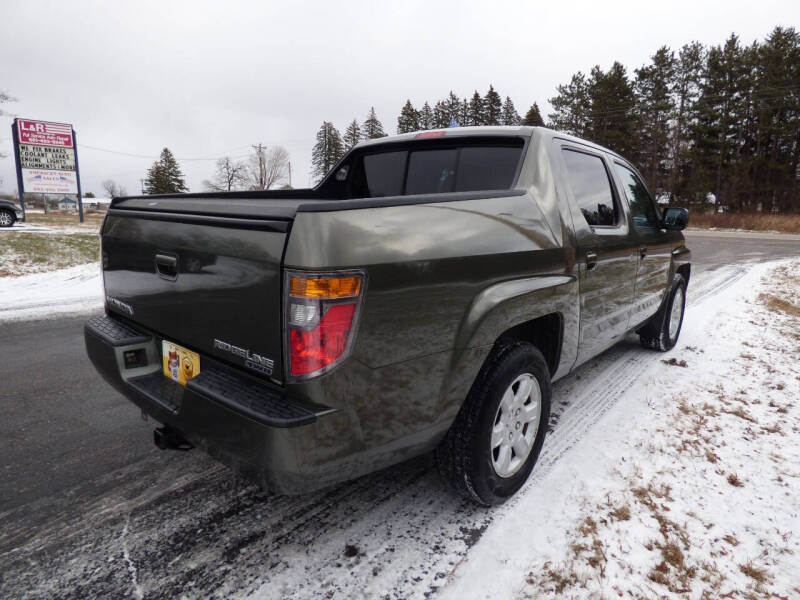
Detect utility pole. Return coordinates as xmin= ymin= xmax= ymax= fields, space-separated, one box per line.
xmin=251 ymin=143 xmax=266 ymax=190
xmin=140 ymin=178 xmax=145 ymax=194
xmin=288 ymin=161 xmax=292 ymax=188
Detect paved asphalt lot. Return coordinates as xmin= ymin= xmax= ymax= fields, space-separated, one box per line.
xmin=0 ymin=229 xmax=797 ymax=598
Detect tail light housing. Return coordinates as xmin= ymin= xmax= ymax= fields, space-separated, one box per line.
xmin=284 ymin=270 xmax=366 ymax=380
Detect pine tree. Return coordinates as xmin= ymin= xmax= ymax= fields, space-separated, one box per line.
xmin=445 ymin=91 xmax=461 ymax=125
xmin=587 ymin=62 xmax=639 ymax=157
xmin=433 ymin=100 xmax=449 ymax=128
xmin=635 ymin=46 xmax=677 ymax=193
xmin=548 ymin=72 xmax=591 ymax=136
xmin=501 ymin=96 xmax=521 ymax=125
xmin=522 ymin=102 xmax=545 ymax=126
xmin=690 ymin=35 xmax=751 ymax=207
xmin=144 ymin=148 xmax=188 ymax=194
xmin=670 ymin=41 xmax=705 ymax=201
xmin=311 ymin=122 xmax=344 ymax=183
xmin=753 ymin=27 xmax=800 ymax=212
xmin=460 ymin=99 xmax=469 ymax=126
xmin=419 ymin=102 xmax=434 ymax=130
xmin=343 ymin=119 xmax=362 ymax=149
xmin=362 ymin=107 xmax=387 ymax=139
xmin=396 ymin=100 xmax=420 ymax=133
xmin=468 ymin=91 xmax=485 ymax=126
xmin=483 ymin=85 xmax=503 ymax=125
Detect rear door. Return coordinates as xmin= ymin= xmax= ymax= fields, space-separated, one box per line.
xmin=611 ymin=161 xmax=673 ymax=329
xmin=557 ymin=144 xmax=638 ymax=365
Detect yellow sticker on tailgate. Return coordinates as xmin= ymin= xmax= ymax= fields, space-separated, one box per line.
xmin=162 ymin=340 xmax=201 ymax=386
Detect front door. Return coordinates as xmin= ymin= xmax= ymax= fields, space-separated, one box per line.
xmin=612 ymin=161 xmax=674 ymax=329
xmin=558 ymin=145 xmax=638 ymax=366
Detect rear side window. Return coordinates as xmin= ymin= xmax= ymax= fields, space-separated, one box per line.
xmin=455 ymin=147 xmax=522 ymax=192
xmin=362 ymin=151 xmax=406 ymax=197
xmin=561 ymin=149 xmax=618 ymax=227
xmin=614 ymin=163 xmax=660 ymax=228
xmin=354 ymin=143 xmax=522 ymax=198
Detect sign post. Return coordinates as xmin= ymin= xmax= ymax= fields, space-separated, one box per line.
xmin=11 ymin=118 xmax=83 ymax=223
xmin=10 ymin=122 xmax=26 ymax=222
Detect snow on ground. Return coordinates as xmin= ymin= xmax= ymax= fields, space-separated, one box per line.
xmin=441 ymin=260 xmax=800 ymax=600
xmin=0 ymin=263 xmax=103 ymax=321
xmin=1 ymin=221 xmax=96 ymax=235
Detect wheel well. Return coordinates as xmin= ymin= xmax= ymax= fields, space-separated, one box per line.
xmin=497 ymin=313 xmax=562 ymax=376
xmin=677 ymin=263 xmax=690 ymax=285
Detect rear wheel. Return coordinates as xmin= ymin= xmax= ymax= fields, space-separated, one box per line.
xmin=639 ymin=274 xmax=686 ymax=351
xmin=436 ymin=342 xmax=551 ymax=506
xmin=0 ymin=209 xmax=15 ymax=227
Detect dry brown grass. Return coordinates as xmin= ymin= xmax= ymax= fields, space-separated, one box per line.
xmin=690 ymin=211 xmax=800 ymax=234
xmin=610 ymin=505 xmax=631 ymax=521
xmin=758 ymin=293 xmax=800 ymax=318
xmin=24 ymin=210 xmax=105 ymax=229
xmin=723 ymin=407 xmax=758 ymax=423
xmin=739 ymin=561 xmax=771 ymax=584
xmin=723 ymin=534 xmax=740 ymax=546
xmin=727 ymin=473 xmax=744 ymax=487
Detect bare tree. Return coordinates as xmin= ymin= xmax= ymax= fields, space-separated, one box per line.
xmin=102 ymin=179 xmax=128 ymax=197
xmin=202 ymin=157 xmax=247 ymax=192
xmin=247 ymin=144 xmax=290 ymax=190
xmin=0 ymin=90 xmax=16 ymax=159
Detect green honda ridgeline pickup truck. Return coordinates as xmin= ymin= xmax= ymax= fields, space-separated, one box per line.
xmin=85 ymin=126 xmax=690 ymax=505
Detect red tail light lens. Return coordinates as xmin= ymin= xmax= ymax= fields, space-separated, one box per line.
xmin=285 ymin=271 xmax=365 ymax=380
xmin=290 ymin=304 xmax=355 ymax=376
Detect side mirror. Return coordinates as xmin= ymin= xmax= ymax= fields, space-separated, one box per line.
xmin=662 ymin=207 xmax=689 ymax=231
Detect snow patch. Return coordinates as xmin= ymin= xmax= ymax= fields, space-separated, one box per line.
xmin=0 ymin=262 xmax=103 ymax=322
xmin=440 ymin=260 xmax=800 ymax=599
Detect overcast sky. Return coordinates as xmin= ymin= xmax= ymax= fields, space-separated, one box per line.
xmin=0 ymin=0 xmax=797 ymax=196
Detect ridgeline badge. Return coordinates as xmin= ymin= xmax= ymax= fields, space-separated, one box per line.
xmin=213 ymin=339 xmax=274 ymax=376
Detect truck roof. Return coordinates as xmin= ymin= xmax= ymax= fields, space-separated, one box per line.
xmin=357 ymin=125 xmax=622 ymax=159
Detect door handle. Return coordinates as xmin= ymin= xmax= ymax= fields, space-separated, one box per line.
xmin=639 ymin=246 xmax=648 ymax=259
xmin=586 ymin=252 xmax=598 ymax=271
xmin=155 ymin=253 xmax=178 ymax=281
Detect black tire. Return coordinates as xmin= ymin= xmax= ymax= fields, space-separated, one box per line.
xmin=0 ymin=209 xmax=15 ymax=228
xmin=639 ymin=274 xmax=686 ymax=351
xmin=435 ymin=342 xmax=551 ymax=506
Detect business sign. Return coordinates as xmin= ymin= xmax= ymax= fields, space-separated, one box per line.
xmin=13 ymin=119 xmax=79 ymax=194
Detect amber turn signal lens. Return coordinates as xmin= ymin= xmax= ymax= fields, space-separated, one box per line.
xmin=290 ymin=275 xmax=362 ymax=299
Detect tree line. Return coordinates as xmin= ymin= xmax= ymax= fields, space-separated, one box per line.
xmin=311 ymin=89 xmax=544 ymax=181
xmin=311 ymin=27 xmax=800 ymax=212
xmin=549 ymin=26 xmax=800 ymax=212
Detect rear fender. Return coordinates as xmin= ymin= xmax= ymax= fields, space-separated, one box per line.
xmin=439 ymin=275 xmax=579 ymax=417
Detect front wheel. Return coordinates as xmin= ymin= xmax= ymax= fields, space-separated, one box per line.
xmin=436 ymin=342 xmax=551 ymax=506
xmin=639 ymin=274 xmax=686 ymax=351
xmin=0 ymin=209 xmax=15 ymax=227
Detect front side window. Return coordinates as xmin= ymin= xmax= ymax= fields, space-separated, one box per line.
xmin=561 ymin=149 xmax=618 ymax=227
xmin=614 ymin=163 xmax=660 ymax=228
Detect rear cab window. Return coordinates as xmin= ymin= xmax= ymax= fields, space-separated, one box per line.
xmin=349 ymin=138 xmax=524 ymax=198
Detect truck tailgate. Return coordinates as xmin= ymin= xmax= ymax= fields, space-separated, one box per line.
xmin=101 ymin=207 xmax=291 ymax=382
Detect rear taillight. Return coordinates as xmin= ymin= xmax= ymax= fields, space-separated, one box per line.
xmin=285 ymin=270 xmax=365 ymax=380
